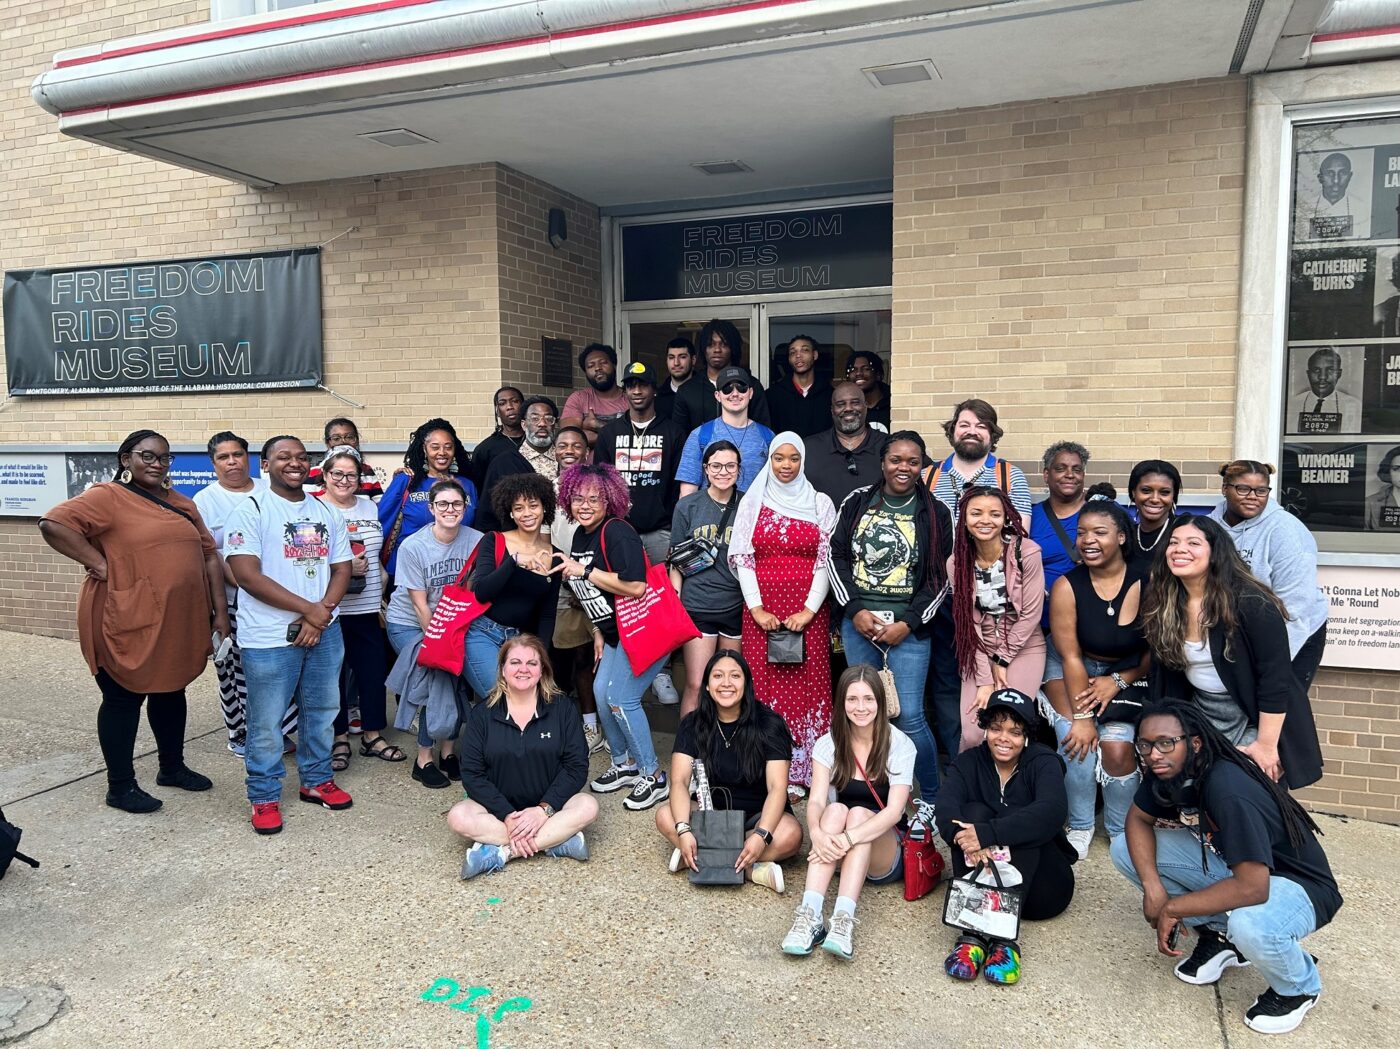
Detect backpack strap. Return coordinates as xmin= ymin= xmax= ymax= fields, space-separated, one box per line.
xmin=921 ymin=462 xmax=943 ymax=491
xmin=998 ymin=458 xmax=1010 ymax=492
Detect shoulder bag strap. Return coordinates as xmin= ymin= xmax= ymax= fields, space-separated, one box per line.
xmin=852 ymin=752 xmax=886 ymax=811
xmin=715 ymin=491 xmax=739 ymax=540
xmin=117 ymin=481 xmax=199 ymax=531
xmin=379 ymin=476 xmax=413 ymax=568
xmin=1045 ymin=507 xmax=1082 ymax=564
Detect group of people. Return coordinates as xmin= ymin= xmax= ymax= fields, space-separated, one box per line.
xmin=38 ymin=324 xmax=1342 ymax=1035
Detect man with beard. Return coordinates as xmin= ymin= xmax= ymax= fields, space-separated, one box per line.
xmin=803 ymin=382 xmax=885 ymax=507
xmin=1113 ymin=703 xmax=1340 ymax=1035
xmin=655 ymin=337 xmax=694 ymax=424
xmin=672 ymin=319 xmax=772 ymax=433
xmin=1028 ymin=441 xmax=1090 ymax=623
xmin=469 ymin=386 xmax=526 ymax=488
xmin=767 ymin=335 xmax=830 ymax=438
xmin=924 ymin=398 xmax=1031 ymax=526
xmin=1286 ymin=347 xmax=1362 ymax=434
xmin=476 ymin=396 xmax=560 ymax=531
xmin=563 ymin=344 xmax=630 ymax=449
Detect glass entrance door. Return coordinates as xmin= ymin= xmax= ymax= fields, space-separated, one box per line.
xmin=760 ymin=296 xmax=893 ymax=414
xmin=623 ymin=306 xmax=759 ymax=387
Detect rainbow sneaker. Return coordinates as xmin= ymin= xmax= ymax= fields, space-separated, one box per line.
xmin=984 ymin=941 xmax=1022 ymax=985
xmin=944 ymin=934 xmax=988 ymax=981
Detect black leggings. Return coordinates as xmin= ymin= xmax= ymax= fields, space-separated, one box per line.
xmin=96 ymin=669 xmax=188 ymax=790
xmin=950 ymin=802 xmax=1075 ymax=926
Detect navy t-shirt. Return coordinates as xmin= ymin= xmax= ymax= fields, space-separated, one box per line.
xmin=1134 ymin=762 xmax=1342 ymax=929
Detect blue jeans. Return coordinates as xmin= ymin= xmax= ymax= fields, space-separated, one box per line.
xmin=841 ymin=620 xmax=940 ymax=800
xmin=927 ymin=601 xmax=962 ymax=761
xmin=464 ymin=616 xmax=519 ymax=700
xmin=386 ymin=621 xmax=446 ymax=749
xmin=242 ymin=621 xmax=345 ymax=804
xmin=1111 ymin=828 xmax=1321 ymax=997
xmin=594 ymin=642 xmax=665 ymax=777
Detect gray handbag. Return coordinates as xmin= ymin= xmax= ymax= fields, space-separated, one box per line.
xmin=766 ymin=628 xmax=806 ymax=664
xmin=687 ymin=759 xmax=744 ymax=886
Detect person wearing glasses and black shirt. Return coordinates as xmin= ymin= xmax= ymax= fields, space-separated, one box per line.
xmin=1113 ymin=703 xmax=1340 ymax=1035
xmin=1208 ymin=460 xmax=1329 ymax=691
xmin=804 ymin=382 xmax=885 ymax=508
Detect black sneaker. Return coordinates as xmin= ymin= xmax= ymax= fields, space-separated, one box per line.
xmin=1174 ymin=926 xmax=1251 ymax=985
xmin=590 ymin=763 xmax=640 ymax=793
xmin=1244 ymin=989 xmax=1318 ymax=1034
xmin=412 ymin=761 xmax=451 ymax=789
xmin=155 ymin=766 xmax=213 ymax=791
xmin=105 ymin=784 xmax=163 ymax=813
xmin=439 ymin=753 xmax=461 ymax=782
xmin=622 ymin=773 xmax=670 ymax=811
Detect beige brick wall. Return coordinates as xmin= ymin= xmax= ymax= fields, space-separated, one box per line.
xmin=891 ymin=78 xmax=1245 ymax=470
xmin=1296 ymin=669 xmax=1400 ymax=825
xmin=0 ymin=521 xmax=83 ymax=639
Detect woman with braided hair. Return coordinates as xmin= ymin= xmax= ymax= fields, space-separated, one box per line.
xmin=1112 ymin=702 xmax=1341 ymax=1035
xmin=948 ymin=485 xmax=1046 ymax=752
xmin=378 ymin=418 xmax=477 ymax=576
xmin=39 ymin=430 xmax=228 ymax=813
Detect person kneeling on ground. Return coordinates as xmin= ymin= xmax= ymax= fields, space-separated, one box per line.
xmin=935 ymin=688 xmax=1076 ymax=986
xmin=450 ymin=636 xmax=599 ymax=879
xmin=1112 ymin=702 xmax=1342 ymax=1036
xmin=657 ymin=650 xmax=802 ymax=892
xmin=781 ymin=665 xmax=915 ymax=962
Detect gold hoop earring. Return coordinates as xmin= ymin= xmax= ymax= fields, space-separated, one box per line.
xmin=120 ymin=469 xmax=133 ymax=484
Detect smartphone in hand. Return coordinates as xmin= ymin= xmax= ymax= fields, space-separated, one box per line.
xmin=286 ymin=622 xmax=303 ymax=643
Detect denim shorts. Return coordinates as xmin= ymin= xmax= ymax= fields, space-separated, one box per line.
xmin=866 ymin=836 xmax=906 ymax=885
xmin=1041 ymin=634 xmax=1138 ymax=744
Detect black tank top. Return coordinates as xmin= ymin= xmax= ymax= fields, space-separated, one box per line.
xmin=1065 ymin=562 xmax=1146 ymax=660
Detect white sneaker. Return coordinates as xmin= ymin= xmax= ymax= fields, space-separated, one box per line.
xmin=1065 ymin=827 xmax=1094 ymax=861
xmin=750 ymin=861 xmax=785 ymax=894
xmin=822 ymin=911 xmax=858 ymax=960
xmin=583 ymin=722 xmax=608 ymax=755
xmin=652 ymin=672 xmax=680 ymax=705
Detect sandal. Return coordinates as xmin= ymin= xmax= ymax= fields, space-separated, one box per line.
xmin=360 ymin=735 xmax=407 ymax=762
xmin=331 ymin=740 xmax=352 ymax=772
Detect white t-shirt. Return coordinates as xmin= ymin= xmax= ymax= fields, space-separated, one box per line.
xmin=225 ymin=490 xmax=352 ymax=649
xmin=1183 ymin=639 xmax=1227 ymax=694
xmin=193 ymin=477 xmax=269 ymax=605
xmin=812 ymin=726 xmax=917 ymax=804
xmin=319 ymin=494 xmax=384 ymax=617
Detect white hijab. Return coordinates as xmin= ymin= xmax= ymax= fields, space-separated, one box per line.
xmin=728 ymin=431 xmax=836 ymax=569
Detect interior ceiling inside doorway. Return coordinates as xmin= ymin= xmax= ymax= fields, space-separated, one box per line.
xmin=69 ymin=0 xmax=1295 ymax=203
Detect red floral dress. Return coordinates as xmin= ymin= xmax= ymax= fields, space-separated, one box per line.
xmin=741 ymin=506 xmax=831 ymax=786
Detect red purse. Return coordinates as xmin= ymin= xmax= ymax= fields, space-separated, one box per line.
xmin=599 ymin=520 xmax=700 ymax=675
xmin=855 ymin=753 xmax=945 ymax=902
xmin=415 ymin=533 xmax=506 ymax=675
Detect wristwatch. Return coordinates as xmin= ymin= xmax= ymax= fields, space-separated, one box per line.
xmin=750 ymin=826 xmax=773 ymax=845
xmin=582 ymin=564 xmax=596 ymax=581
xmin=538 ymin=802 xmax=556 ymax=817
xmin=991 ymin=654 xmax=1011 ymax=668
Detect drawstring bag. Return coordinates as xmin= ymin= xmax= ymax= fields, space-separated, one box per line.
xmin=0 ymin=807 xmax=39 ymax=881
xmin=416 ymin=533 xmax=505 ymax=675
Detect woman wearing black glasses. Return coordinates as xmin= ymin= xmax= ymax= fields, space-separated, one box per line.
xmin=39 ymin=430 xmax=227 ymax=813
xmin=1207 ymin=460 xmax=1329 ymax=691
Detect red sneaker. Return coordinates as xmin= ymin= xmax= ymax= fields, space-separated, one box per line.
xmin=251 ymin=802 xmax=283 ymax=835
xmin=299 ymin=780 xmax=353 ymax=810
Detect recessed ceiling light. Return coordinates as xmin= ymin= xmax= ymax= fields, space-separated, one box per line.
xmin=358 ymin=128 xmax=437 ymax=148
xmin=692 ymin=160 xmax=752 ymax=175
xmin=862 ymin=60 xmax=940 ymax=88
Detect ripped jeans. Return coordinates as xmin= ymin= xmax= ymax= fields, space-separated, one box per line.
xmin=594 ymin=642 xmax=665 ymax=777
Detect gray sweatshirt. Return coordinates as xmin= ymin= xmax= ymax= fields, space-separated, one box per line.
xmin=1209 ymin=498 xmax=1329 ymax=658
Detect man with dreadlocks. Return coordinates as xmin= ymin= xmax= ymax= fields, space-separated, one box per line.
xmin=1111 ymin=702 xmax=1341 ymax=1035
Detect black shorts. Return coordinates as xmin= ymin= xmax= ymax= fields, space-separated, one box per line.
xmin=690 ymin=608 xmax=742 ymax=639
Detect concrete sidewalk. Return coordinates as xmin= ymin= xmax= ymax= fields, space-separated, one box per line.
xmin=1 ymin=629 xmax=1393 ymax=1048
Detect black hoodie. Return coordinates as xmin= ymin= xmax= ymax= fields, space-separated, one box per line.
xmin=935 ymin=740 xmax=1076 ymax=862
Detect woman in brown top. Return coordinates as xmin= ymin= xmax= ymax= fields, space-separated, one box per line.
xmin=40 ymin=430 xmax=229 ymax=814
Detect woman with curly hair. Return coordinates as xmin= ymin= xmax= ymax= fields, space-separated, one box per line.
xmin=378 ymin=418 xmax=476 ymax=576
xmin=555 ymin=462 xmax=672 ymax=812
xmin=1142 ymin=516 xmax=1323 ymax=789
xmin=949 ymin=485 xmax=1046 ymax=752
xmin=461 ymin=472 xmax=564 ymax=699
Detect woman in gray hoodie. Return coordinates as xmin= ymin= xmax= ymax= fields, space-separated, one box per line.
xmin=1209 ymin=461 xmax=1329 ymax=690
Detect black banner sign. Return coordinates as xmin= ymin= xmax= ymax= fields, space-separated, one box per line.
xmin=621 ymin=203 xmax=892 ymax=302
xmin=3 ymin=248 xmax=323 ymax=396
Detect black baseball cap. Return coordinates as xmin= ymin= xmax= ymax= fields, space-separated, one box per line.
xmin=621 ymin=361 xmax=657 ymax=387
xmin=984 ymin=687 xmax=1038 ymax=729
xmin=715 ymin=366 xmax=752 ymax=391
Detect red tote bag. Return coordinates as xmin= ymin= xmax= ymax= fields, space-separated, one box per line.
xmin=415 ymin=533 xmax=505 ymax=675
xmin=600 ymin=521 xmax=700 ymax=675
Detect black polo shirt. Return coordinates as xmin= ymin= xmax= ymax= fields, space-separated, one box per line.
xmin=460 ymin=694 xmax=589 ymax=821
xmin=804 ymin=426 xmax=884 ymax=508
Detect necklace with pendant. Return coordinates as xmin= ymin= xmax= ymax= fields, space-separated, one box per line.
xmin=716 ymin=721 xmax=737 ymax=749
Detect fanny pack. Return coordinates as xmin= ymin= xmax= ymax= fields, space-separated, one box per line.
xmin=668 ymin=495 xmax=737 ymax=578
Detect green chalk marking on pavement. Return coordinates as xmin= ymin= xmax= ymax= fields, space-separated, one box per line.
xmin=421 ymin=977 xmax=459 ymax=1001
xmin=490 ymin=997 xmax=532 ymax=1022
xmin=486 ymin=897 xmax=502 ymax=904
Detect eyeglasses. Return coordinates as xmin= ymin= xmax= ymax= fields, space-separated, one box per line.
xmin=706 ymin=461 xmax=739 ymax=473
xmin=1134 ymin=735 xmax=1188 ymax=756
xmin=570 ymin=494 xmax=604 ymax=507
xmin=527 ymin=415 xmax=558 ymax=426
xmin=719 ymin=384 xmax=748 ymax=395
xmin=326 ymin=433 xmax=357 ymax=445
xmin=132 ymin=451 xmax=174 ymax=466
xmin=844 ymin=453 xmax=858 ymax=476
xmin=1226 ymin=484 xmax=1271 ymax=498
xmin=432 ymin=501 xmax=465 ymax=512
xmin=326 ymin=470 xmax=358 ymax=483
